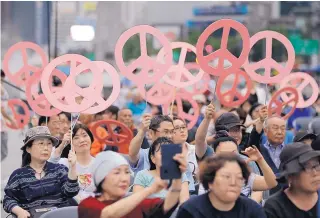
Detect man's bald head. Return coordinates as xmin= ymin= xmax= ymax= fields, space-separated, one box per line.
xmin=118 ymin=108 xmax=133 ymax=128
xmin=264 ymin=116 xmax=286 ymax=146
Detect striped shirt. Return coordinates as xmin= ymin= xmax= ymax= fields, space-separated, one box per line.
xmin=3 ymin=161 xmax=79 ymax=213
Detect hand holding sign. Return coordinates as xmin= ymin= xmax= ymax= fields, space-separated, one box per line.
xmin=243 ymin=31 xmax=295 ymax=84
xmin=279 ymin=72 xmax=319 ymax=108
xmin=196 ymin=19 xmax=250 ymax=76
xmin=268 ymin=87 xmax=299 ymax=120
xmin=115 ymin=25 xmax=172 ymax=84
xmin=3 ymin=42 xmax=48 ymax=86
xmin=6 ymin=99 xmax=30 ymax=129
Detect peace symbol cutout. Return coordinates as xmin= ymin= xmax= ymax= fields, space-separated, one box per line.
xmin=81 ymin=61 xmax=121 ymax=114
xmin=178 ymin=64 xmax=210 ymax=96
xmin=196 ymin=19 xmax=250 ymax=76
xmin=6 ymin=99 xmax=30 ymax=129
xmin=138 ymin=82 xmax=175 ymax=106
xmin=163 ymin=94 xmax=199 ymax=130
xmin=157 ymin=42 xmax=205 ymax=88
xmin=216 ymin=69 xmax=253 ymax=107
xmin=2 ymin=41 xmax=48 ymax=86
xmin=26 ymin=68 xmax=67 ymax=116
xmin=243 ymin=31 xmax=295 ymax=84
xmin=268 ymin=87 xmax=299 ymax=120
xmin=41 ymin=54 xmax=103 ymax=113
xmin=115 ymin=25 xmax=172 ymax=84
xmin=280 ymin=72 xmax=319 ymax=108
xmin=90 ymin=120 xmax=134 ymax=154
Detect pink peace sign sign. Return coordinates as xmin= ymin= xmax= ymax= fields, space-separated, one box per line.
xmin=26 ymin=68 xmax=67 ymax=116
xmin=178 ymin=64 xmax=210 ymax=96
xmin=82 ymin=61 xmax=121 ymax=114
xmin=41 ymin=54 xmax=103 ymax=113
xmin=163 ymin=94 xmax=199 ymax=130
xmin=243 ymin=31 xmax=295 ymax=84
xmin=268 ymin=87 xmax=299 ymax=120
xmin=196 ymin=19 xmax=250 ymax=76
xmin=216 ymin=69 xmax=252 ymax=107
xmin=115 ymin=25 xmax=172 ymax=84
xmin=280 ymin=72 xmax=319 ymax=108
xmin=157 ymin=42 xmax=205 ymax=88
xmin=6 ymin=99 xmax=30 ymax=129
xmin=138 ymin=82 xmax=175 ymax=106
xmin=3 ymin=41 xmax=48 ymax=86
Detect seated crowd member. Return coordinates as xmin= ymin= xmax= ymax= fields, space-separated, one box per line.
xmin=293 ymin=130 xmax=317 ymax=145
xmin=38 ymin=115 xmax=62 ymax=139
xmin=133 ymin=137 xmax=190 ymax=203
xmin=49 ymin=124 xmax=96 ymax=203
xmin=264 ymin=142 xmax=320 ymax=218
xmin=78 ymin=150 xmax=185 ymax=218
xmin=3 ymin=126 xmax=79 ymax=217
xmin=197 ymin=130 xmax=277 ymax=202
xmin=177 ymin=153 xmax=267 ymax=218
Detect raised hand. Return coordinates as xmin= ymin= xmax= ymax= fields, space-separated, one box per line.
xmin=204 ymin=103 xmax=215 ymax=120
xmin=242 ymin=145 xmax=263 ymax=163
xmin=140 ymin=114 xmax=152 ymax=133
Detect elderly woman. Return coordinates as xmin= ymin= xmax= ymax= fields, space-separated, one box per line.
xmin=49 ymin=123 xmax=96 ymax=203
xmin=79 ymin=151 xmax=185 ymax=218
xmin=177 ymin=153 xmax=267 ymax=218
xmin=3 ymin=126 xmax=79 ymax=218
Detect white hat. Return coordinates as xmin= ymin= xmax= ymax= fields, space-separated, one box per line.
xmin=91 ymin=151 xmax=133 ymax=187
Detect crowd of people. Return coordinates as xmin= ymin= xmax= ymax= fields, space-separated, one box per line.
xmin=1 ymin=74 xmax=320 ymax=218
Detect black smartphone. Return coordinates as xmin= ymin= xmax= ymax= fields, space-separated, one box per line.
xmin=160 ymin=143 xmax=182 ymax=180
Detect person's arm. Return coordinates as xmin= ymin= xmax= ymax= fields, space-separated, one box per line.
xmin=1 ymin=106 xmax=15 ymax=125
xmin=243 ymin=146 xmax=277 ymax=191
xmin=251 ymin=191 xmax=263 ymax=203
xmin=59 ymin=155 xmax=79 ymax=198
xmin=101 ymin=178 xmax=168 ymax=218
xmin=128 ymin=114 xmax=151 ymax=164
xmin=49 ymin=131 xmax=71 ymax=163
xmin=252 ymin=158 xmax=277 ymax=191
xmin=195 ymin=104 xmax=215 ymax=159
xmin=179 ymin=181 xmax=189 ymax=204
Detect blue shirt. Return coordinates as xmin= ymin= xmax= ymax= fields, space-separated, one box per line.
xmin=129 ymin=148 xmax=195 ymax=191
xmin=126 ymin=102 xmax=147 ymax=116
xmin=3 ymin=162 xmax=80 ymax=213
xmin=263 ymin=142 xmax=285 ymax=169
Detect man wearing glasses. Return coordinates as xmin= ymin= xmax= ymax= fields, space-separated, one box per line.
xmin=128 ymin=114 xmax=175 ymax=174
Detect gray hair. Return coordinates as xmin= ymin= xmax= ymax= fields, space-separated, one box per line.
xmin=263 ymin=115 xmax=286 ymax=129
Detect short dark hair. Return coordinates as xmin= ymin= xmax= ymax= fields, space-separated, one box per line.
xmin=149 ymin=115 xmax=173 ymax=131
xmin=105 ymin=105 xmax=119 ymax=119
xmin=148 ymin=137 xmax=173 ymax=170
xmin=199 ymin=153 xmax=250 ymax=191
xmin=38 ymin=116 xmax=50 ymax=126
xmin=212 ymin=130 xmax=238 ymax=151
xmin=72 ymin=123 xmax=94 ymax=143
xmin=59 ymin=112 xmax=71 ymax=122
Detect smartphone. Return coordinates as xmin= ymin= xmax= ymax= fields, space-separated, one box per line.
xmin=160 ymin=143 xmax=182 ymax=180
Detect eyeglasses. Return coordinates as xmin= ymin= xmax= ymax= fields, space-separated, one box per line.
xmin=218 ymin=174 xmax=244 ymax=186
xmin=174 ymin=126 xmax=187 ymax=132
xmin=303 ymin=162 xmax=320 ymax=174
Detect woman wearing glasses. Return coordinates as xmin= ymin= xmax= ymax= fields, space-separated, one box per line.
xmin=176 ymin=153 xmax=267 ymax=218
xmin=3 ymin=126 xmax=79 ymax=218
xmin=133 ymin=137 xmax=190 ymax=203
